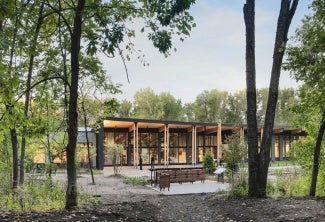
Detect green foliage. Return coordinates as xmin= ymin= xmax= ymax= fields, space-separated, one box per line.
xmin=78 ymin=187 xmax=103 ymax=205
xmin=314 ymin=170 xmax=325 ymax=196
xmin=0 ymin=176 xmax=102 ymax=211
xmin=193 ymin=89 xmax=228 ymax=123
xmin=132 ymin=88 xmax=184 ymax=120
xmin=121 ymin=87 xmax=296 ymax=125
xmin=283 ymin=170 xmax=325 ymax=197
xmin=202 ymin=152 xmax=216 ymax=174
xmin=123 ymin=176 xmax=150 ymax=186
xmin=223 ymin=90 xmax=246 ymax=125
xmin=133 ymin=88 xmax=163 ymax=119
xmin=0 ymin=179 xmax=65 ymax=211
xmin=118 ymin=99 xmax=133 ymax=118
xmin=265 ymin=168 xmax=317 ymax=197
xmin=106 ymin=142 xmax=125 ymax=175
xmin=160 ymin=92 xmax=183 ymax=121
xmin=227 ymin=169 xmax=248 ymax=198
xmin=285 ymin=176 xmax=310 ymax=197
xmin=222 ymin=131 xmax=247 ymax=180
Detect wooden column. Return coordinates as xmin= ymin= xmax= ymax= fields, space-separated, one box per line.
xmin=279 ymin=135 xmax=284 ymax=161
xmin=191 ymin=126 xmax=195 ymax=165
xmin=133 ymin=122 xmax=138 ymax=168
xmin=271 ymin=136 xmax=275 ymax=161
xmin=166 ymin=124 xmax=169 ymax=167
xmin=195 ymin=126 xmax=197 ymax=165
xmin=217 ymin=121 xmax=222 ymax=162
xmin=164 ymin=124 xmax=169 ymax=167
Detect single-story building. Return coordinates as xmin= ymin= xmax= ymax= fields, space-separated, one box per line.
xmin=95 ymin=117 xmax=306 ymax=169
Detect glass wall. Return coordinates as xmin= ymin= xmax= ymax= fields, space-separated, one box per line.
xmin=168 ymin=132 xmax=187 ymax=164
xmin=197 ymin=134 xmax=218 ymax=163
xmin=103 ymin=131 xmax=128 ymax=165
xmin=139 ymin=132 xmax=159 ymax=164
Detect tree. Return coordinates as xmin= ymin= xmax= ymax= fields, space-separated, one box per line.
xmin=222 ymin=131 xmax=247 ymax=181
xmin=256 ymin=88 xmax=268 ymax=125
xmin=224 ymin=90 xmax=246 ymax=124
xmin=0 ymin=0 xmax=25 ymax=191
xmin=284 ymin=0 xmax=325 ymax=196
xmin=202 ymin=152 xmax=216 ymax=174
xmin=50 ymin=0 xmax=196 ymax=209
xmin=159 ymin=92 xmax=183 ymax=121
xmin=20 ymin=1 xmax=46 ymax=186
xmin=133 ymin=88 xmax=163 ymax=119
xmin=243 ymin=0 xmax=299 ymax=197
xmin=194 ymin=89 xmax=227 ymax=123
xmin=106 ymin=142 xmax=125 ymax=175
xmin=182 ymin=102 xmax=195 ymax=122
xmin=118 ymin=100 xmax=133 ymax=118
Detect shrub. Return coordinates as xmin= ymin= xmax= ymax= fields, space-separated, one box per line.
xmin=123 ymin=176 xmax=150 ymax=186
xmin=222 ymin=131 xmax=247 ymax=180
xmin=203 ymin=152 xmax=216 ymax=174
xmin=228 ymin=168 xmax=248 ymax=198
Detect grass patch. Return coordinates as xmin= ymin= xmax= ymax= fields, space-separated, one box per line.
xmin=0 ymin=177 xmax=102 ymax=211
xmin=0 ymin=179 xmax=65 ymax=211
xmin=122 ymin=176 xmax=150 ymax=186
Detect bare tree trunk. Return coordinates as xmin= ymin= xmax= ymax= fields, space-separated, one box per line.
xmin=258 ymin=0 xmax=298 ymax=197
xmin=309 ymin=111 xmax=325 ymax=196
xmin=243 ymin=0 xmax=259 ymax=197
xmin=65 ymin=0 xmax=85 ymax=209
xmin=20 ymin=2 xmax=45 ymax=186
xmin=81 ymin=99 xmax=95 ymax=185
xmin=10 ymin=128 xmax=19 ymax=190
xmin=244 ymin=0 xmax=298 ymax=197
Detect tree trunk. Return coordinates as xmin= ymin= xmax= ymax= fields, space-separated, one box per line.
xmin=20 ymin=2 xmax=45 ymax=186
xmin=81 ymin=99 xmax=95 ymax=185
xmin=258 ymin=0 xmax=298 ymax=197
xmin=243 ymin=0 xmax=259 ymax=197
xmin=11 ymin=128 xmax=19 ymax=190
xmin=65 ymin=0 xmax=85 ymax=209
xmin=309 ymin=111 xmax=325 ymax=196
xmin=8 ymin=3 xmax=19 ymax=191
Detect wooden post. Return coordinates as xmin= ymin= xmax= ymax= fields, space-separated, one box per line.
xmin=217 ymin=120 xmax=222 ymax=162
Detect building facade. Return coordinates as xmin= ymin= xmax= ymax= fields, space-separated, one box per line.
xmin=96 ymin=117 xmax=306 ymax=169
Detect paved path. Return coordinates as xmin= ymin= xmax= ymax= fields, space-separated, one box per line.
xmin=102 ymin=165 xmax=231 ymax=195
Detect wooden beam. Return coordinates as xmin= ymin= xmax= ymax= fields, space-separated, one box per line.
xmin=196 ymin=126 xmax=205 ymax=133
xmin=129 ymin=124 xmax=134 ymax=132
xmin=204 ymin=127 xmax=218 ymax=134
xmin=159 ymin=125 xmax=165 ymax=132
xmin=290 ymin=129 xmax=302 ymax=134
xmin=273 ymin=128 xmax=284 ymax=134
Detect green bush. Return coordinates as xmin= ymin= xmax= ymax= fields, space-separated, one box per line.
xmin=203 ymin=152 xmax=216 ymax=174
xmin=227 ymin=168 xmax=248 ymax=198
xmin=0 ymin=179 xmax=65 ymax=211
xmin=267 ymin=168 xmax=311 ymax=197
xmin=286 ymin=176 xmax=309 ymax=197
xmin=229 ymin=186 xmax=248 ymax=198
xmin=123 ymin=176 xmax=150 ymax=186
xmin=0 ymin=177 xmax=102 ymax=211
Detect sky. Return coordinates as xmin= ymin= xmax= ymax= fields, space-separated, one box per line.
xmin=102 ymin=0 xmax=311 ymax=103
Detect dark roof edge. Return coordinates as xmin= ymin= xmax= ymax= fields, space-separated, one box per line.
xmin=105 ymin=117 xmax=233 ymax=126
xmin=105 ymin=117 xmax=305 ymax=131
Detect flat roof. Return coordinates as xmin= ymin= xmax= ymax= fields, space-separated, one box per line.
xmin=103 ymin=117 xmax=305 ymax=135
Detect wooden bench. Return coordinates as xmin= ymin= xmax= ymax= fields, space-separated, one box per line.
xmin=151 ymin=167 xmax=205 ymax=186
xmin=158 ymin=174 xmax=170 ymax=191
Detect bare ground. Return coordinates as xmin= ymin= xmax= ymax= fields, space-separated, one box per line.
xmin=1 ymin=172 xmax=325 ymax=221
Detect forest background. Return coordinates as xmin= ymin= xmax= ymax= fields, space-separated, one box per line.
xmin=0 ymin=0 xmax=323 ymax=212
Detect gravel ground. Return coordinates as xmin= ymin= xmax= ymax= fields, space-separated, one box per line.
xmin=1 ymin=168 xmax=325 ymax=221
